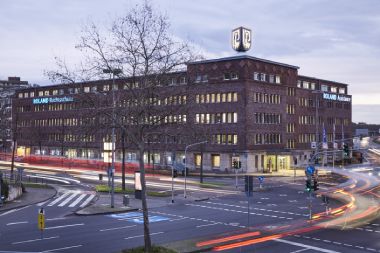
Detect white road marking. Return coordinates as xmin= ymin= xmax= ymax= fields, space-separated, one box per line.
xmin=36 ymin=200 xmax=49 ymax=206
xmin=169 ymin=217 xmax=187 ymax=222
xmin=79 ymin=194 xmax=95 ymax=207
xmin=0 ymin=206 xmax=30 ymax=217
xmin=6 ymin=221 xmax=28 ymax=226
xmin=58 ymin=192 xmax=80 ymax=207
xmin=69 ymin=194 xmax=87 ymax=207
xmin=196 ymin=223 xmax=220 ymax=228
xmin=46 ymin=217 xmax=66 ymax=221
xmin=100 ymin=225 xmax=137 ymax=232
xmin=125 ymin=231 xmax=164 ymax=240
xmin=274 ymin=239 xmax=341 ymax=253
xmin=42 ymin=244 xmax=82 ymax=252
xmin=45 ymin=223 xmax=84 ymax=230
xmin=12 ymin=236 xmax=59 ymax=245
xmin=290 ymin=248 xmax=309 ymax=253
xmin=48 ymin=192 xmax=71 ymax=206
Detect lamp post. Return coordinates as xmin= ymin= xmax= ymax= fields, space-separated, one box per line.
xmin=103 ymin=68 xmax=122 ymax=208
xmin=184 ymin=140 xmax=207 ymax=198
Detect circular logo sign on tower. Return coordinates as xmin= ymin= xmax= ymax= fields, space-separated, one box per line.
xmin=232 ymin=27 xmax=252 ymax=52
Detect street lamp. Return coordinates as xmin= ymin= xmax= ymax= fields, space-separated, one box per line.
xmin=103 ymin=68 xmax=122 ymax=208
xmin=184 ymin=140 xmax=207 ymax=198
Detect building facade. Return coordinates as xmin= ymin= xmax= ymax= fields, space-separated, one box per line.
xmin=12 ymin=55 xmax=352 ymax=172
xmin=0 ymin=77 xmax=30 ymax=152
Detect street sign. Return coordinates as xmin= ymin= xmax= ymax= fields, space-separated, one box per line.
xmin=38 ymin=208 xmax=45 ymax=230
xmin=258 ymin=176 xmax=264 ymax=183
xmin=322 ymin=142 xmax=328 ymax=150
xmin=305 ymin=165 xmax=315 ymax=175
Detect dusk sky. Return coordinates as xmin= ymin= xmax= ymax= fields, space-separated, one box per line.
xmin=0 ymin=0 xmax=379 ymax=123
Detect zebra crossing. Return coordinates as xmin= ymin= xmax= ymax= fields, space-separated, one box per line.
xmin=37 ymin=190 xmax=96 ymax=208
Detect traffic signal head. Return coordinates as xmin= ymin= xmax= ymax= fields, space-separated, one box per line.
xmin=238 ymin=161 xmax=242 ymax=169
xmin=305 ymin=179 xmax=312 ymax=192
xmin=232 ymin=160 xmax=238 ymax=169
xmin=343 ymin=143 xmax=349 ymax=157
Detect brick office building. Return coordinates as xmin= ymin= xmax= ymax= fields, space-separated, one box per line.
xmin=12 ymin=55 xmax=352 ymax=172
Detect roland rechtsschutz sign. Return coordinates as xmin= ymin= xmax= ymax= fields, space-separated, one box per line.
xmin=232 ymin=27 xmax=251 ymax=52
xmin=32 ymin=96 xmax=74 ymax=104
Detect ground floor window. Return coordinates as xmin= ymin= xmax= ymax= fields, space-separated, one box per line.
xmin=211 ymin=154 xmax=220 ymax=168
xmin=194 ymin=154 xmax=202 ymax=167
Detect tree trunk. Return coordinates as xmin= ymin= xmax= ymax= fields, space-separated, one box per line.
xmin=138 ymin=146 xmax=152 ymax=252
xmin=10 ymin=138 xmax=16 ymax=181
xmin=121 ymin=130 xmax=126 ymax=191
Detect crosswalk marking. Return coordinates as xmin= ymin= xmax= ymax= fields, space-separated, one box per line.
xmin=69 ymin=194 xmax=87 ymax=207
xmin=58 ymin=192 xmax=80 ymax=207
xmin=80 ymin=194 xmax=95 ymax=207
xmin=48 ymin=192 xmax=71 ymax=206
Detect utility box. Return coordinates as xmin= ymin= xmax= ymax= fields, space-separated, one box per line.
xmin=99 ymin=174 xmax=103 ymax=181
xmin=123 ymin=195 xmax=129 ymax=206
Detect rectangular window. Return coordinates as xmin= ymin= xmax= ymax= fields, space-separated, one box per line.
xmin=194 ymin=154 xmax=202 ymax=167
xmin=52 ymin=90 xmax=58 ymax=95
xmin=233 ymin=112 xmax=238 ymax=123
xmin=211 ymin=93 xmax=215 ymax=103
xmin=30 ymin=92 xmax=34 ymax=97
xmin=269 ymin=75 xmax=274 ymax=83
xmin=216 ymin=93 xmax=221 ymax=103
xmin=180 ymin=76 xmax=187 ymax=84
xmin=231 ymin=72 xmax=238 ymax=80
xmin=321 ymin=84 xmax=328 ymax=92
xmin=18 ymin=93 xmax=23 ymax=98
xmin=339 ymin=88 xmax=345 ymax=94
xmin=223 ymin=73 xmax=230 ymax=80
xmin=297 ymin=80 xmax=302 ymax=88
xmin=310 ymin=83 xmax=315 ymax=90
xmin=195 ymin=75 xmax=202 ymax=83
xmin=253 ymin=72 xmax=260 ymax=81
xmin=331 ymin=86 xmax=337 ymax=93
xmin=91 ymin=86 xmax=97 ymax=92
xmin=275 ymin=75 xmax=281 ymax=84
xmin=233 ymin=92 xmax=238 ymax=102
xmin=44 ymin=90 xmax=49 ymax=96
xmin=260 ymin=73 xmax=266 ymax=82
xmin=103 ymin=85 xmax=110 ymax=91
xmin=211 ymin=154 xmax=220 ymax=167
xmin=202 ymin=75 xmax=208 ymax=83
xmin=84 ymin=87 xmax=90 ymax=93
xmin=227 ymin=93 xmax=232 ymax=102
xmin=303 ymin=81 xmax=310 ymax=89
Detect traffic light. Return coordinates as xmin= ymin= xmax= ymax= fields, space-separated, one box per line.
xmin=305 ymin=178 xmax=312 ymax=192
xmin=238 ymin=161 xmax=242 ymax=169
xmin=313 ymin=178 xmax=319 ymax=191
xmin=232 ymin=160 xmax=238 ymax=169
xmin=343 ymin=143 xmax=349 ymax=158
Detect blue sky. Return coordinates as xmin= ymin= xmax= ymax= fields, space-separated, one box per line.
xmin=0 ymin=0 xmax=379 ymax=123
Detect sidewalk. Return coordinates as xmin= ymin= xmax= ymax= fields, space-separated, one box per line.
xmin=0 ymin=186 xmax=56 ymax=213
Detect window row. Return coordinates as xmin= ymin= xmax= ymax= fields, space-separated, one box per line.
xmin=253 ymin=72 xmax=281 ymax=84
xmin=48 ymin=134 xmax=96 ymax=142
xmin=211 ymin=134 xmax=238 ymax=145
xmin=254 ymin=133 xmax=282 ymax=145
xmin=195 ymin=92 xmax=238 ymax=104
xmin=34 ymin=117 xmax=96 ymax=127
xmin=299 ymin=134 xmax=316 ymax=143
xmin=254 ymin=113 xmax=281 ymax=124
xmin=287 ymin=139 xmax=296 ymax=149
xmin=253 ymin=92 xmax=281 ymax=104
xmin=299 ymin=115 xmax=316 ymax=125
xmin=195 ymin=112 xmax=238 ymax=124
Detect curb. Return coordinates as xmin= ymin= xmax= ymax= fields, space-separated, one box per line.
xmin=75 ymin=207 xmax=140 ymax=216
xmin=0 ymin=185 xmax=57 ymax=213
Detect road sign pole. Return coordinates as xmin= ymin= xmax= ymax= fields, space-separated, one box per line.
xmin=309 ymin=191 xmax=312 ymax=220
xmin=247 ymin=177 xmax=250 ymax=229
xmin=235 ymin=169 xmax=238 ymax=189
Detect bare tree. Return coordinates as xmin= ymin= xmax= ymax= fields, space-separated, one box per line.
xmin=46 ymin=2 xmax=200 ymax=251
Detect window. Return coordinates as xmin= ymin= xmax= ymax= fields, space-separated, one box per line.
xmin=180 ymin=76 xmax=187 ymax=85
xmin=24 ymin=92 xmax=29 ymax=98
xmin=211 ymin=154 xmax=220 ymax=168
xmin=84 ymin=87 xmax=90 ymax=93
xmin=297 ymin=80 xmax=302 ymax=88
xmin=310 ymin=83 xmax=315 ymax=90
xmin=44 ymin=90 xmax=49 ymax=96
xmin=52 ymin=90 xmax=58 ymax=95
xmin=169 ymin=78 xmax=176 ymax=86
xmin=91 ymin=86 xmax=97 ymax=92
xmin=275 ymin=75 xmax=281 ymax=84
xmin=331 ymin=86 xmax=337 ymax=93
xmin=194 ymin=154 xmax=202 ymax=167
xmin=195 ymin=75 xmax=202 ymax=83
xmin=18 ymin=93 xmax=23 ymax=98
xmin=260 ymin=73 xmax=266 ymax=82
xmin=233 ymin=92 xmax=238 ymax=102
xmin=103 ymin=85 xmax=110 ymax=91
xmin=269 ymin=75 xmax=274 ymax=83
xmin=223 ymin=73 xmax=230 ymax=80
xmin=321 ymin=85 xmax=328 ymax=92
xmin=303 ymin=81 xmax=310 ymax=89
xmin=339 ymin=88 xmax=345 ymax=94
xmin=202 ymin=75 xmax=208 ymax=83
xmin=231 ymin=72 xmax=238 ymax=80
xmin=30 ymin=92 xmax=34 ymax=97
xmin=113 ymin=84 xmax=118 ymax=90
xmin=253 ymin=72 xmax=260 ymax=81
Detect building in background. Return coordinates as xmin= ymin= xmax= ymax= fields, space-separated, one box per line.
xmin=12 ymin=55 xmax=352 ymax=172
xmin=0 ymin=77 xmax=30 ymax=152
xmin=353 ymin=122 xmax=380 ymax=137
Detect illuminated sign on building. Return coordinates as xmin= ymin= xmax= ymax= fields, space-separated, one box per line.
xmin=32 ymin=96 xmax=74 ymax=104
xmin=323 ymin=93 xmax=351 ymax=102
xmin=232 ymin=27 xmax=252 ymax=52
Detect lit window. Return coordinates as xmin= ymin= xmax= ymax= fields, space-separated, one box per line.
xmin=52 ymin=90 xmax=58 ymax=95
xmin=84 ymin=87 xmax=90 ymax=93
xmin=331 ymin=86 xmax=337 ymax=93
xmin=103 ymin=85 xmax=110 ymax=91
xmin=297 ymin=80 xmax=302 ymax=88
xmin=211 ymin=154 xmax=220 ymax=167
xmin=233 ymin=92 xmax=238 ymax=102
xmin=303 ymin=81 xmax=309 ymax=89
xmin=18 ymin=93 xmax=23 ymax=98
xmin=44 ymin=90 xmax=49 ymax=96
xmin=194 ymin=154 xmax=202 ymax=167
xmin=30 ymin=92 xmax=34 ymax=97
xmin=310 ymin=83 xmax=315 ymax=90
xmin=275 ymin=75 xmax=281 ymax=84
xmin=339 ymin=88 xmax=345 ymax=94
xmin=24 ymin=92 xmax=28 ymax=98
